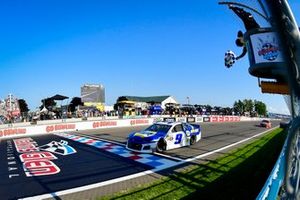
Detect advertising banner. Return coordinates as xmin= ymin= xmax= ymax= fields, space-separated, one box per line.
xmin=196 ymin=117 xmax=203 ymax=123
xmin=176 ymin=117 xmax=186 ymax=123
xmin=153 ymin=117 xmax=164 ymax=123
xmin=250 ymin=32 xmax=284 ymax=64
xmin=164 ymin=117 xmax=176 ymax=123
xmin=187 ymin=117 xmax=196 ymax=123
xmin=203 ymin=117 xmax=211 ymax=122
xmin=210 ymin=116 xmax=240 ymax=122
xmin=0 ymin=128 xmax=27 ymax=138
xmin=130 ymin=119 xmax=151 ymax=126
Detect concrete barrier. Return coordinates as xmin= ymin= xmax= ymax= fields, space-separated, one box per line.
xmin=0 ymin=115 xmax=262 ymax=139
xmin=0 ymin=117 xmax=156 ymax=139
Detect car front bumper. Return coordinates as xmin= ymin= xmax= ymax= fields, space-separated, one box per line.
xmin=126 ymin=141 xmax=157 ymax=153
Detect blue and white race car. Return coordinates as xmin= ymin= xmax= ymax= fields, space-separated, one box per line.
xmin=126 ymin=122 xmax=201 ymax=153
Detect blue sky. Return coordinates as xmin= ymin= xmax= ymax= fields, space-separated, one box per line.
xmin=0 ymin=0 xmax=299 ymax=113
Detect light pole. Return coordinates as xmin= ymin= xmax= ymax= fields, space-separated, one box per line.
xmin=186 ymin=96 xmax=190 ymax=105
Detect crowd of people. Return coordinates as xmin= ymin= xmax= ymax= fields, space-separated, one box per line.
xmin=0 ymin=106 xmax=240 ymax=124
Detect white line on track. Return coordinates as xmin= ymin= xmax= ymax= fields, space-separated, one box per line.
xmin=70 ymin=132 xmax=126 ymax=146
xmin=20 ymin=126 xmax=279 ymax=200
xmin=153 ymin=152 xmax=184 ymax=161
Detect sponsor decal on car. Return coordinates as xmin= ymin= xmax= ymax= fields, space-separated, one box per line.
xmin=166 ymin=135 xmax=173 ymax=141
xmin=134 ymin=133 xmax=145 ymax=138
xmin=191 ymin=129 xmax=199 ymax=133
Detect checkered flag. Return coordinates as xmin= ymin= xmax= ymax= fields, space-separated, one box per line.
xmin=39 ymin=140 xmax=76 ymax=155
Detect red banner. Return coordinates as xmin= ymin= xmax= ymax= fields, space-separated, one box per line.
xmin=0 ymin=128 xmax=26 ymax=137
xmin=210 ymin=116 xmax=240 ymax=123
xmin=46 ymin=124 xmax=76 ymax=133
xmin=130 ymin=119 xmax=149 ymax=125
xmin=92 ymin=121 xmax=117 ymax=128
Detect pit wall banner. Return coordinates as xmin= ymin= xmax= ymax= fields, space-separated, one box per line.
xmin=195 ymin=117 xmax=203 ymax=123
xmin=209 ymin=116 xmax=241 ymax=122
xmin=0 ymin=118 xmax=154 ymax=139
xmin=177 ymin=117 xmax=187 ymax=123
xmin=0 ymin=116 xmax=259 ymax=139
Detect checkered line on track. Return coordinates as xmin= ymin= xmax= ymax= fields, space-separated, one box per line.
xmin=55 ymin=132 xmax=177 ymax=169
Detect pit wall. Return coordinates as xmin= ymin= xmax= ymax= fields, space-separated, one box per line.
xmin=0 ymin=115 xmax=264 ymax=139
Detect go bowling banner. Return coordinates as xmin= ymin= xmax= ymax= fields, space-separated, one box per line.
xmin=250 ymin=32 xmax=284 ymax=64
xmin=210 ymin=116 xmax=240 ymax=122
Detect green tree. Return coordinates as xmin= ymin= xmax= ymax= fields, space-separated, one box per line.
xmin=69 ymin=97 xmax=83 ymax=112
xmin=18 ymin=99 xmax=30 ymax=120
xmin=254 ymin=100 xmax=267 ymax=116
xmin=233 ymin=100 xmax=244 ymax=115
xmin=18 ymin=99 xmax=29 ymax=113
xmin=223 ymin=107 xmax=232 ymax=115
xmin=40 ymin=98 xmax=56 ymax=111
xmin=243 ymin=99 xmax=254 ymax=113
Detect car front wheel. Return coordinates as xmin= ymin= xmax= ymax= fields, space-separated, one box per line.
xmin=156 ymin=139 xmax=166 ymax=153
xmin=190 ymin=135 xmax=196 ymax=145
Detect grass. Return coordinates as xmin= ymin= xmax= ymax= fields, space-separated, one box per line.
xmin=99 ymin=128 xmax=286 ymax=200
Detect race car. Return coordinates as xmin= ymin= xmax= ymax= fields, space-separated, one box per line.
xmin=260 ymin=119 xmax=272 ymax=128
xmin=126 ymin=121 xmax=201 ymax=153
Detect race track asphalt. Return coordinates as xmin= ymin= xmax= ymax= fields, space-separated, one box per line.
xmin=78 ymin=120 xmax=281 ymax=159
xmin=0 ymin=134 xmax=152 ymax=200
xmin=0 ymin=120 xmax=280 ymax=199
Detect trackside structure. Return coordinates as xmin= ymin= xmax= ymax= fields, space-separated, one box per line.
xmin=220 ymin=0 xmax=300 ymax=199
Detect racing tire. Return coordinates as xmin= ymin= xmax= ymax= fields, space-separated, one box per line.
xmin=190 ymin=135 xmax=196 ymax=145
xmin=156 ymin=139 xmax=166 ymax=153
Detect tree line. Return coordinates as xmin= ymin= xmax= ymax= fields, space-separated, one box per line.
xmin=233 ymin=99 xmax=267 ymax=116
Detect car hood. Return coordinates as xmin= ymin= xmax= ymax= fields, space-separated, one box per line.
xmin=128 ymin=130 xmax=166 ymax=143
xmin=132 ymin=130 xmax=157 ymax=137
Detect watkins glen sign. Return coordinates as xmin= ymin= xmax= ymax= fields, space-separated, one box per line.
xmin=8 ymin=137 xmax=76 ymax=178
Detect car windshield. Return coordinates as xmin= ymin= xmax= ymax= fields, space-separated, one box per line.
xmin=262 ymin=120 xmax=269 ymax=123
xmin=145 ymin=124 xmax=171 ymax=133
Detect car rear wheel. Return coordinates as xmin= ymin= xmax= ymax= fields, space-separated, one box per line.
xmin=156 ymin=139 xmax=166 ymax=153
xmin=190 ymin=135 xmax=196 ymax=145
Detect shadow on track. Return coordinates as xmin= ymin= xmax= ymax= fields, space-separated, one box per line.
xmin=107 ymin=129 xmax=286 ymax=200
